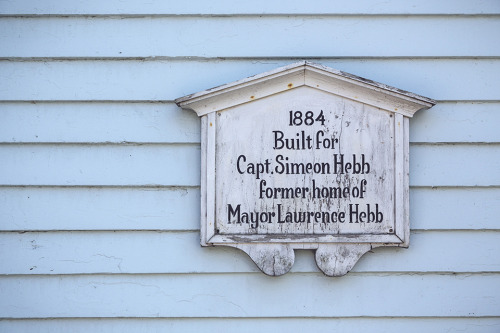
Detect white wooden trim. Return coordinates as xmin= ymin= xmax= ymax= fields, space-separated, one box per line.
xmin=208 ymin=233 xmax=404 ymax=245
xmin=200 ymin=115 xmax=209 ymax=246
xmin=176 ymin=61 xmax=435 ymax=118
xmin=305 ymin=69 xmax=430 ymax=117
xmin=394 ymin=113 xmax=405 ymax=243
xmin=204 ymin=112 xmax=216 ymax=243
xmin=403 ymin=116 xmax=411 ymax=247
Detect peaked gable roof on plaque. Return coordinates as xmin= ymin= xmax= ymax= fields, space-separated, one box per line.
xmin=176 ymin=61 xmax=435 ymax=117
xmin=176 ymin=61 xmax=435 ymax=277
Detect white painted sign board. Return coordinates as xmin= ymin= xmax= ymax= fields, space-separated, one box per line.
xmin=176 ymin=62 xmax=435 ymax=276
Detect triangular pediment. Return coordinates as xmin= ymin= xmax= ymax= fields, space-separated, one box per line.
xmin=175 ymin=61 xmax=435 ymax=118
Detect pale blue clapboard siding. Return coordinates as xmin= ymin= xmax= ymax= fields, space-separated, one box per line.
xmin=409 ymin=102 xmax=500 ymax=143
xmin=1 ymin=17 xmax=499 ymax=58
xmin=0 ymin=144 xmax=201 ymax=186
xmin=1 ymin=318 xmax=499 ymax=333
xmin=0 ymin=102 xmax=498 ymax=144
xmin=1 ymin=0 xmax=499 ymax=15
xmin=0 ymin=144 xmax=498 ymax=186
xmin=410 ymin=188 xmax=500 ymax=230
xmin=0 ymin=1 xmax=499 ymax=331
xmin=0 ymin=231 xmax=498 ymax=275
xmin=0 ymin=187 xmax=200 ymax=231
xmin=0 ymin=59 xmax=499 ymax=101
xmin=1 ymin=274 xmax=499 ymax=318
xmin=410 ymin=144 xmax=500 ymax=186
xmin=0 ymin=102 xmax=200 ymax=144
xmin=1 ymin=188 xmax=498 ymax=231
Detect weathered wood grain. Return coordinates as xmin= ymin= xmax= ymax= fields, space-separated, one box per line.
xmin=1 ymin=17 xmax=499 ymax=58
xmin=1 ymin=273 xmax=498 ymax=318
xmin=1 ymin=0 xmax=499 ymax=15
xmin=0 ymin=60 xmax=498 ymax=101
xmin=212 ymin=86 xmax=400 ymax=238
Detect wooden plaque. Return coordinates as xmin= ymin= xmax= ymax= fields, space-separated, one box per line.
xmin=176 ymin=61 xmax=435 ymax=276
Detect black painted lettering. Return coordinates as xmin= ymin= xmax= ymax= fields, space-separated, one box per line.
xmin=273 ymin=131 xmax=284 ymax=150
xmin=236 ymin=155 xmax=246 ymax=174
xmin=227 ymin=204 xmax=241 ymax=223
xmin=333 ymin=154 xmax=344 ymax=174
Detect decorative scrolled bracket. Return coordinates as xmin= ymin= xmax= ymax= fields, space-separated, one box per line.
xmin=227 ymin=243 xmax=371 ymax=277
xmin=229 ymin=244 xmax=295 ymax=276
xmin=315 ymin=244 xmax=372 ymax=276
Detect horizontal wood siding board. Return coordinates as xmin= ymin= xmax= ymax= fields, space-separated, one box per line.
xmin=0 ymin=231 xmax=498 ymax=275
xmin=1 ymin=274 xmax=499 ymax=318
xmin=1 ymin=0 xmax=499 ymax=15
xmin=409 ymin=144 xmax=500 ymax=186
xmin=410 ymin=187 xmax=500 ymax=230
xmin=0 ymin=145 xmax=201 ymax=186
xmin=1 ymin=318 xmax=499 ymax=333
xmin=0 ymin=102 xmax=200 ymax=144
xmin=409 ymin=102 xmax=500 ymax=143
xmin=1 ymin=17 xmax=499 ymax=58
xmin=0 ymin=102 xmax=498 ymax=144
xmin=1 ymin=318 xmax=500 ymax=333
xmin=0 ymin=187 xmax=200 ymax=231
xmin=0 ymin=187 xmax=497 ymax=231
xmin=0 ymin=144 xmax=497 ymax=186
xmin=0 ymin=60 xmax=499 ymax=101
